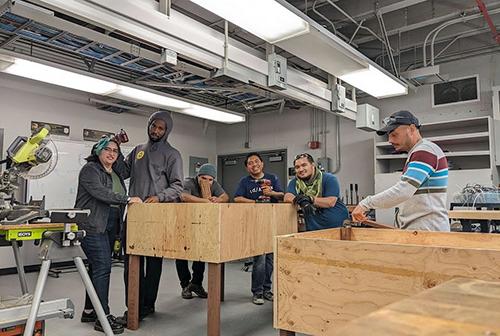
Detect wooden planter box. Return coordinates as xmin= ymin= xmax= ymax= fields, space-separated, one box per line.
xmin=275 ymin=228 xmax=500 ymax=335
xmin=127 ymin=203 xmax=297 ymax=263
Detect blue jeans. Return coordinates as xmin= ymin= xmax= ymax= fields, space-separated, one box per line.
xmin=251 ymin=253 xmax=273 ymax=295
xmin=81 ymin=208 xmax=119 ymax=315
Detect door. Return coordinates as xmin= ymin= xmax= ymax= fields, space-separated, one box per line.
xmin=218 ymin=149 xmax=287 ymax=200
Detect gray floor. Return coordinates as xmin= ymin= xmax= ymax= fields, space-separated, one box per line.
xmin=0 ymin=260 xmax=285 ymax=336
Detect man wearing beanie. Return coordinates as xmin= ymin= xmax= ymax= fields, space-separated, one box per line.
xmin=176 ymin=163 xmax=229 ymax=299
xmin=115 ymin=110 xmax=184 ymax=324
xmin=352 ymin=110 xmax=449 ymax=231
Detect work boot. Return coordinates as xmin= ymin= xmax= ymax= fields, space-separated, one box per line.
xmin=80 ymin=310 xmax=97 ymax=323
xmin=94 ymin=314 xmax=124 ymax=334
xmin=252 ymin=294 xmax=264 ymax=305
xmin=263 ymin=291 xmax=274 ymax=302
xmin=189 ymin=283 xmax=208 ymax=299
xmin=181 ymin=286 xmax=193 ymax=299
xmin=115 ymin=310 xmax=146 ymax=326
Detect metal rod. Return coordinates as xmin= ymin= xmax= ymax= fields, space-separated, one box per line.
xmin=74 ymin=256 xmax=113 ymax=336
xmin=12 ymin=241 xmax=29 ymax=295
xmin=223 ymin=20 xmax=229 ymax=68
xmin=23 ymin=259 xmax=51 ymax=336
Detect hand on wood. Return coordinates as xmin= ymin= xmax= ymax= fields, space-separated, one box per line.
xmin=351 ymin=205 xmax=368 ymax=222
xmin=144 ymin=196 xmax=160 ymax=203
xmin=128 ymin=197 xmax=143 ymax=204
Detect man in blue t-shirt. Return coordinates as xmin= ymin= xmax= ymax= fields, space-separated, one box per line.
xmin=234 ymin=152 xmax=284 ymax=305
xmin=284 ymin=153 xmax=348 ymax=231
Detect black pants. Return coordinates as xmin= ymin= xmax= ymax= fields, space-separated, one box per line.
xmin=82 ymin=207 xmax=119 ymax=314
xmin=122 ymin=222 xmax=163 ymax=313
xmin=175 ymin=260 xmax=205 ymax=288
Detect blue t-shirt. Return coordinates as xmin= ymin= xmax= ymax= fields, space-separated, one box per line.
xmin=287 ymin=173 xmax=348 ymax=231
xmin=234 ymin=173 xmax=283 ymax=203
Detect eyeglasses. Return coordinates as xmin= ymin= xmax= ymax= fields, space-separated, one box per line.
xmin=103 ymin=147 xmax=119 ymax=154
xmin=382 ymin=116 xmax=419 ymax=127
xmin=294 ymin=153 xmax=314 ymax=161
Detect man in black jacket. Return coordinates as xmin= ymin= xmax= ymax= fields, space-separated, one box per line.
xmin=115 ymin=111 xmax=184 ymax=323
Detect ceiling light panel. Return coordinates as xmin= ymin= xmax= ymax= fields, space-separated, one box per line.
xmin=189 ymin=0 xmax=309 ymax=43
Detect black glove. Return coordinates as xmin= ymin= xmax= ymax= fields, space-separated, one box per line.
xmin=293 ymin=194 xmax=317 ymax=215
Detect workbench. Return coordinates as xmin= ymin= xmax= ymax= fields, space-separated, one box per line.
xmin=275 ymin=227 xmax=500 ymax=336
xmin=336 ymin=277 xmax=500 ymax=335
xmin=448 ymin=209 xmax=500 ymax=232
xmin=125 ymin=203 xmax=297 ymax=336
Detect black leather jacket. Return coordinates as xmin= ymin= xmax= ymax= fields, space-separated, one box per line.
xmin=75 ymin=161 xmax=128 ymax=234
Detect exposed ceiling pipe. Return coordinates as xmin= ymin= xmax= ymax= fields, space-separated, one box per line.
xmin=322 ymin=0 xmax=388 ymax=46
xmin=376 ymin=13 xmax=399 ymax=76
xmin=423 ymin=7 xmax=500 ymax=66
xmin=476 ymin=0 xmax=500 ymax=44
xmin=311 ymin=0 xmax=355 ymax=46
xmin=355 ymin=0 xmax=500 ymax=44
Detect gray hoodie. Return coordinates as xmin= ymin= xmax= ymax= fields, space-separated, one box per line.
xmin=116 ymin=111 xmax=184 ymax=202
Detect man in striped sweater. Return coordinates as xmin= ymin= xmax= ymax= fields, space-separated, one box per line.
xmin=352 ymin=110 xmax=450 ymax=231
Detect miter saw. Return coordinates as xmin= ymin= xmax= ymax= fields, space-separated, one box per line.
xmin=0 ymin=125 xmax=57 ymax=223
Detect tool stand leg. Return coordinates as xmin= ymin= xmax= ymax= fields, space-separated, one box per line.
xmin=12 ymin=241 xmax=28 ymax=295
xmin=23 ymin=259 xmax=51 ymax=336
xmin=74 ymin=256 xmax=113 ymax=336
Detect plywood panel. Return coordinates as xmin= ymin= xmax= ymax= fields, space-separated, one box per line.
xmin=275 ymin=230 xmax=500 ymax=335
xmin=127 ymin=203 xmax=220 ymax=262
xmin=449 ymin=210 xmax=500 ymax=220
xmin=350 ymin=228 xmax=500 ymax=250
xmin=219 ymin=204 xmax=297 ymax=262
xmin=336 ymin=278 xmax=500 ymax=335
xmin=127 ymin=203 xmax=297 ymax=263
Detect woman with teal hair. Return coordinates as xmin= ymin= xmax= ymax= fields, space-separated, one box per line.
xmin=75 ymin=136 xmax=142 ymax=334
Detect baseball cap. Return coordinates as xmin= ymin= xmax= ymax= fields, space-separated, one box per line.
xmin=376 ymin=110 xmax=420 ymax=136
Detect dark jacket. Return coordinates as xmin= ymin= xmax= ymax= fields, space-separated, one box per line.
xmin=115 ymin=111 xmax=183 ymax=202
xmin=75 ymin=161 xmax=128 ymax=234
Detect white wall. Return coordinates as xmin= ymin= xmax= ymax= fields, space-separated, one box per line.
xmin=0 ymin=74 xmax=218 ymax=176
xmin=362 ymin=53 xmax=500 ymax=122
xmin=216 ymin=107 xmax=375 ymax=201
xmin=216 ymin=53 xmax=500 ymax=203
xmin=0 ymin=74 xmax=217 ymax=269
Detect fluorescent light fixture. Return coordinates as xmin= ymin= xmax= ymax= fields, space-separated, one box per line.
xmin=0 ymin=54 xmax=246 ymax=123
xmin=2 ymin=57 xmax=118 ymax=95
xmin=339 ymin=65 xmax=408 ymax=99
xmin=183 ymin=105 xmax=245 ymax=124
xmin=189 ymin=0 xmax=309 ymax=43
xmin=111 ymin=86 xmax=192 ymax=110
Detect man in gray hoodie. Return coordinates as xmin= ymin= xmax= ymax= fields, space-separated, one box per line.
xmin=115 ymin=110 xmax=183 ymax=323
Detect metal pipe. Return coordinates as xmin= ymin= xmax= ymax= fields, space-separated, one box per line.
xmin=331 ymin=115 xmax=341 ymax=174
xmin=223 ymin=20 xmax=229 ymax=68
xmin=324 ymin=0 xmax=386 ymax=45
xmin=349 ymin=19 xmax=365 ymax=45
xmin=423 ymin=7 xmax=500 ymax=66
xmin=12 ymin=242 xmax=29 ymax=295
xmin=23 ymin=259 xmax=51 ymax=336
xmin=431 ymin=8 xmax=500 ymax=65
xmin=75 ymin=256 xmax=113 ymax=336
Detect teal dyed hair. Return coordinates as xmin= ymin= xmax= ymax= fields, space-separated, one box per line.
xmin=94 ymin=136 xmax=112 ymax=155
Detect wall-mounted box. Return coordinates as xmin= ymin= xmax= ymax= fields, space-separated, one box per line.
xmin=356 ymin=103 xmax=379 ymax=131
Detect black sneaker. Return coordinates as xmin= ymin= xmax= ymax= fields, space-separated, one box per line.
xmin=189 ymin=283 xmax=208 ymax=299
xmin=252 ymin=294 xmax=264 ymax=305
xmin=182 ymin=286 xmax=193 ymax=299
xmin=263 ymin=291 xmax=274 ymax=302
xmin=81 ymin=310 xmax=97 ymax=323
xmin=94 ymin=314 xmax=124 ymax=334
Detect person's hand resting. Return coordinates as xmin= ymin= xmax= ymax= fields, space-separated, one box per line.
xmin=144 ymin=196 xmax=160 ymax=203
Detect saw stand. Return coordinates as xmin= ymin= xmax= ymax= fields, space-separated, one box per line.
xmin=8 ymin=223 xmax=114 ymax=336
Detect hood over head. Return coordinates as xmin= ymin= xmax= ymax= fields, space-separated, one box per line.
xmin=148 ymin=110 xmax=173 ymax=143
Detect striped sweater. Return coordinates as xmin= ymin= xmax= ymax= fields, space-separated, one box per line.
xmin=361 ymin=139 xmax=450 ymax=231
